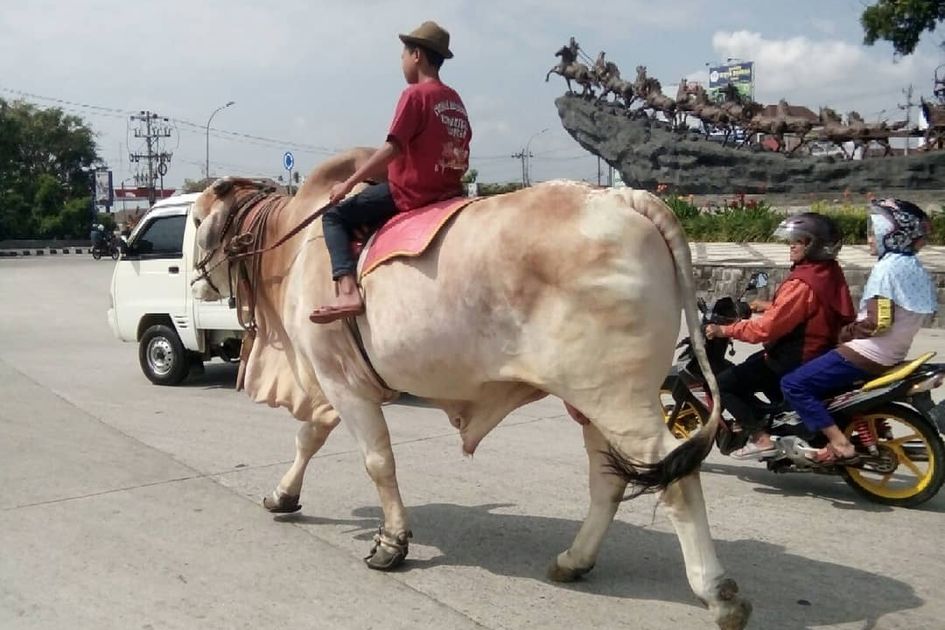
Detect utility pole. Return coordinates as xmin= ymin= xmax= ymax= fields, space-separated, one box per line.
xmin=129 ymin=111 xmax=172 ymax=206
xmin=512 ymin=150 xmax=528 ymax=186
xmin=899 ymin=84 xmax=915 ymax=155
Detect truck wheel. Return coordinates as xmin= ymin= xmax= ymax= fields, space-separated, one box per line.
xmin=139 ymin=324 xmax=189 ymax=385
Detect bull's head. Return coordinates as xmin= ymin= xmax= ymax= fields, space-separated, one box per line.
xmin=191 ymin=176 xmax=273 ymax=301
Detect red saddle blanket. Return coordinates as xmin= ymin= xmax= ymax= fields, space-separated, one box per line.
xmin=359 ymin=196 xmax=479 ymax=278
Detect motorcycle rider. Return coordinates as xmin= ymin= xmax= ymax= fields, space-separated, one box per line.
xmin=705 ymin=212 xmax=855 ymax=459
xmin=781 ymin=199 xmax=937 ymax=462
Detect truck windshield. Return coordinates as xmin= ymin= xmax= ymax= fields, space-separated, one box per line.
xmin=134 ymin=215 xmax=186 ymax=258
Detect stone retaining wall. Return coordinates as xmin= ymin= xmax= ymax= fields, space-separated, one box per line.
xmin=694 ymin=265 xmax=945 ymax=329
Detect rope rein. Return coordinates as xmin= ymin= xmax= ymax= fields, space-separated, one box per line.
xmin=192 ymin=187 xmax=333 ymax=332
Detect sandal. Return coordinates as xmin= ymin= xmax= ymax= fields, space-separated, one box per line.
xmin=808 ymin=443 xmax=859 ymax=465
xmin=730 ymin=441 xmax=777 ymax=460
xmin=309 ymin=303 xmax=365 ymax=324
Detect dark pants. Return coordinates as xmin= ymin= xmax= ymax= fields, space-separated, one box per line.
xmin=781 ymin=350 xmax=870 ymax=432
xmin=322 ymin=183 xmax=397 ymax=279
xmin=718 ymin=350 xmax=785 ymax=432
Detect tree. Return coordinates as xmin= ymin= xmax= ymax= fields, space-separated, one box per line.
xmin=461 ymin=168 xmax=479 ymax=184
xmin=182 ymin=177 xmax=215 ymax=193
xmin=0 ymin=98 xmax=100 ymax=240
xmin=861 ymin=0 xmax=945 ymax=56
xmin=477 ymin=181 xmax=523 ymax=196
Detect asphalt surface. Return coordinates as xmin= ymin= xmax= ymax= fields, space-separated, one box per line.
xmin=2 ymin=256 xmax=945 ymax=630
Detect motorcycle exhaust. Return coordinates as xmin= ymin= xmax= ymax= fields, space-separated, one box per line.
xmin=771 ymin=436 xmax=817 ymax=470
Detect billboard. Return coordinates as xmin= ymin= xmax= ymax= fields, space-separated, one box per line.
xmin=94 ymin=169 xmax=113 ymax=208
xmin=708 ymin=61 xmax=754 ymax=100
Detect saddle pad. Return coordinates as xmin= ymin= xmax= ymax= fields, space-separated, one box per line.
xmin=359 ymin=196 xmax=479 ymax=278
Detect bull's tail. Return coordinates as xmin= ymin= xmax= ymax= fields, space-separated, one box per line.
xmin=605 ymin=190 xmax=722 ymax=499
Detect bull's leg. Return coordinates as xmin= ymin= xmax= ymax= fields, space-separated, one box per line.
xmin=555 ymin=395 xmax=750 ymax=630
xmin=336 ymin=397 xmax=411 ymax=571
xmin=661 ymin=475 xmax=752 ymax=630
xmin=548 ymin=422 xmax=625 ymax=582
xmin=264 ymin=416 xmax=340 ymax=513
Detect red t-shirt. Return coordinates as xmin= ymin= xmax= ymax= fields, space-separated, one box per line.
xmin=386 ymin=80 xmax=472 ymax=212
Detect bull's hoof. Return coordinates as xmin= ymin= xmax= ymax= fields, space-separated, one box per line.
xmin=364 ymin=527 xmax=411 ymax=571
xmin=262 ymin=491 xmax=301 ymax=514
xmin=715 ymin=599 xmax=752 ymax=630
xmin=547 ymin=559 xmax=594 ymax=583
xmin=711 ymin=579 xmax=752 ymax=630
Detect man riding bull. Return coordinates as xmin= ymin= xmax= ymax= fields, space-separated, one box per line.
xmin=309 ymin=20 xmax=473 ymax=324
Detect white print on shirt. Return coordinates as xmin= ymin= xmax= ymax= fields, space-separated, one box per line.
xmin=436 ymin=142 xmax=469 ymax=173
xmin=440 ymin=114 xmax=469 ymax=139
xmin=433 ymin=100 xmax=468 ymax=117
xmin=434 ymin=99 xmax=470 ymax=141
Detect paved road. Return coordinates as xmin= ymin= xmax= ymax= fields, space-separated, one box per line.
xmin=2 ymin=257 xmax=945 ymax=630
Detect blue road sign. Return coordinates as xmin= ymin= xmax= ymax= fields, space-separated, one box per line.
xmin=283 ymin=151 xmax=295 ymax=171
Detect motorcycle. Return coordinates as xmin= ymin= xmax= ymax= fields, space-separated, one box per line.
xmin=662 ymin=271 xmax=945 ymax=508
xmin=91 ymin=234 xmax=121 ymax=260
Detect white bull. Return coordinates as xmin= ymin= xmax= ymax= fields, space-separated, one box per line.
xmin=191 ymin=148 xmax=750 ymax=629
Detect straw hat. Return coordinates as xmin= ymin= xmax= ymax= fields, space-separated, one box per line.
xmin=398 ymin=21 xmax=453 ymax=59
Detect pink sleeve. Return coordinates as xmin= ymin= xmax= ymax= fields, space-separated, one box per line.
xmin=387 ymin=88 xmax=422 ymax=150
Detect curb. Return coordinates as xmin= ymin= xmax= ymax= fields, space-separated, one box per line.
xmin=0 ymin=248 xmax=91 ymax=257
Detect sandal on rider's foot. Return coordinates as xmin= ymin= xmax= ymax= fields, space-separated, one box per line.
xmin=808 ymin=443 xmax=859 ymax=465
xmin=309 ymin=303 xmax=365 ymax=324
xmin=730 ymin=441 xmax=777 ymax=460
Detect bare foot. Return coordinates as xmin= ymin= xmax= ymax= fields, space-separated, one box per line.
xmin=310 ymin=274 xmax=365 ymax=324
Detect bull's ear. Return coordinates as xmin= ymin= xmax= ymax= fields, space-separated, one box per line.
xmin=194 ymin=189 xmax=228 ymax=251
xmin=196 ymin=203 xmax=227 ymax=251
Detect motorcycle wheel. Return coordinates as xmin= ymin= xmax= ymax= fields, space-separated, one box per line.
xmin=111 ymin=247 xmax=120 ymax=260
xmin=840 ymin=403 xmax=945 ymax=508
xmin=91 ymin=248 xmax=102 ymax=260
xmin=660 ymin=388 xmax=708 ymax=439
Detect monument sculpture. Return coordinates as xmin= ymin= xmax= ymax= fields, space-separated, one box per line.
xmin=546 ymin=38 xmax=936 ymax=159
xmin=920 ymin=64 xmax=945 ymax=151
xmin=548 ymin=38 xmax=945 ymax=193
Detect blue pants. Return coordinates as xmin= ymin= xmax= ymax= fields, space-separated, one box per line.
xmin=322 ymin=183 xmax=397 ymax=279
xmin=781 ymin=350 xmax=871 ymax=432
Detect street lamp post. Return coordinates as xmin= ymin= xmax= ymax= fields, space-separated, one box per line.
xmin=524 ymin=128 xmax=549 ymax=186
xmin=205 ymin=101 xmax=235 ymax=179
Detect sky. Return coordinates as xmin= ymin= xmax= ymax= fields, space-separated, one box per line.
xmin=1 ymin=0 xmax=944 ymax=190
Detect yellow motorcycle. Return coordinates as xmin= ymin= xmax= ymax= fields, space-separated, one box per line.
xmin=662 ymin=272 xmax=945 ymax=508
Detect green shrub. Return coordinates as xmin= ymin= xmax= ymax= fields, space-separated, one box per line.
xmin=661 ymin=196 xmax=945 ymax=245
xmin=664 ymin=195 xmax=699 ymax=220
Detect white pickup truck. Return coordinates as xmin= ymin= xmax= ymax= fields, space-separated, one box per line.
xmin=107 ymin=193 xmax=243 ymax=385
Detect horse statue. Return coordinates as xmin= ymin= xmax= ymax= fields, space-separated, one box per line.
xmin=816 ymin=107 xmax=858 ymax=158
xmin=673 ymin=79 xmax=700 ymax=126
xmin=593 ymin=52 xmax=635 ymax=107
xmin=921 ymin=96 xmax=945 ymax=150
xmin=545 ymin=37 xmax=596 ymax=98
xmin=716 ymin=84 xmax=762 ymax=127
xmin=633 ymin=65 xmax=675 ymax=120
xmin=845 ymin=110 xmax=905 ymax=157
xmin=744 ymin=99 xmax=813 ymax=153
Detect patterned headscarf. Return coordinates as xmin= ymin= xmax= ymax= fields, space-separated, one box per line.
xmin=869 ymin=198 xmax=931 ymax=257
xmin=863 ymin=200 xmax=936 ymax=315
